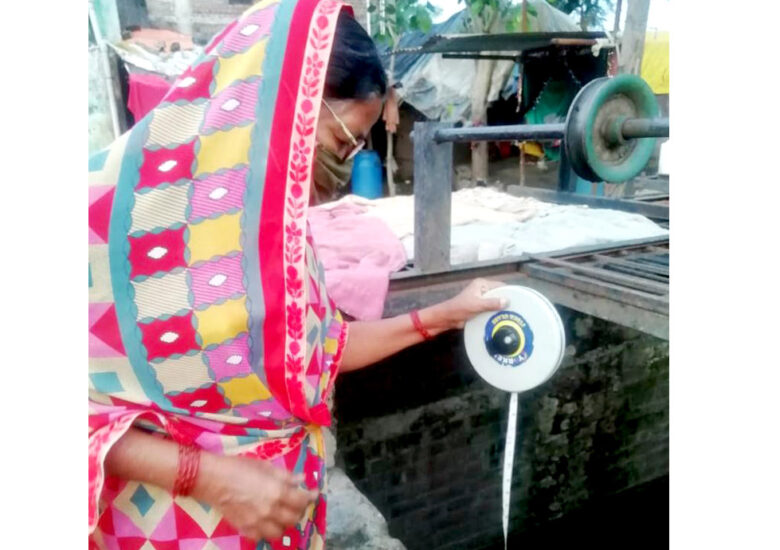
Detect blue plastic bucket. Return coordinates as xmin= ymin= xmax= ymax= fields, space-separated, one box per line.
xmin=351 ymin=150 xmax=383 ymax=199
xmin=574 ymin=177 xmax=605 ymax=196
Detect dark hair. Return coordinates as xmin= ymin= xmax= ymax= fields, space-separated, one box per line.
xmin=324 ymin=12 xmax=387 ymax=101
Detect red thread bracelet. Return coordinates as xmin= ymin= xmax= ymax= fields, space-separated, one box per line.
xmin=410 ymin=310 xmax=433 ymax=341
xmin=173 ymin=444 xmax=200 ymax=497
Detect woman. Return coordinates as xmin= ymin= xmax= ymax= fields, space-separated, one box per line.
xmin=88 ymin=2 xmax=504 ymax=548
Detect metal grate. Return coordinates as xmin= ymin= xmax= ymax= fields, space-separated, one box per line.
xmin=526 ymin=243 xmax=669 ymax=316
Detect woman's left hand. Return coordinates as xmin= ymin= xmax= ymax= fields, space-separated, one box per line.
xmin=436 ymin=278 xmax=507 ymax=330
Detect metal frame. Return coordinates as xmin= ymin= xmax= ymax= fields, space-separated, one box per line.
xmin=383 ymin=28 xmax=670 ymax=338
xmin=411 ymin=120 xmax=670 ymax=273
xmin=390 ymin=120 xmax=671 ymax=339
xmin=396 ymin=31 xmax=608 ymax=55
xmin=505 ymin=187 xmax=669 ymax=221
xmin=432 ymin=119 xmax=669 ymax=144
xmin=386 ymin=236 xmax=669 ymax=340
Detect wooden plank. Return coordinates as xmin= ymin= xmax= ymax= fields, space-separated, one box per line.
xmin=551 ymin=38 xmax=598 ymax=46
xmin=620 ymin=0 xmax=651 ymax=75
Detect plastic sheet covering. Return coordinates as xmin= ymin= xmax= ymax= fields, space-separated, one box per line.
xmin=391 ymin=1 xmax=578 ymax=122
xmin=109 ymin=39 xmax=203 ymax=78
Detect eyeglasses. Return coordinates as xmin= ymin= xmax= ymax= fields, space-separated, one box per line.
xmin=322 ymin=100 xmax=366 ymax=161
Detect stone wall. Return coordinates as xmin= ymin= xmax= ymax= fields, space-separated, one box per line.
xmin=334 ymin=307 xmax=669 ymax=549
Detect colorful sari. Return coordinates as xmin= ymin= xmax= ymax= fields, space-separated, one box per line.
xmin=88 ymin=1 xmax=351 ymax=548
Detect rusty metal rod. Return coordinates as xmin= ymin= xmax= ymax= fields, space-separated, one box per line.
xmin=433 ymin=117 xmax=669 ymax=144
xmin=621 ymin=117 xmax=669 ymax=139
xmin=434 ymin=123 xmax=565 ymax=143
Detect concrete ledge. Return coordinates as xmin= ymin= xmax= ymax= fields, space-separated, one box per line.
xmin=326 ymin=467 xmax=406 ymax=550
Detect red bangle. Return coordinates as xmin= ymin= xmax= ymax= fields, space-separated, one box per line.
xmin=173 ymin=444 xmax=200 ymax=497
xmin=410 ymin=310 xmax=433 ymax=341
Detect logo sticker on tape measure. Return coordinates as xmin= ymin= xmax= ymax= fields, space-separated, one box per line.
xmin=483 ymin=311 xmax=535 ymax=367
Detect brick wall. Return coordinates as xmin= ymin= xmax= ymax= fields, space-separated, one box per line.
xmin=334 ymin=307 xmax=669 ymax=549
xmin=146 ymin=0 xmax=368 ymax=43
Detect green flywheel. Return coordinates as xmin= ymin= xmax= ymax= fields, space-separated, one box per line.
xmin=564 ymin=74 xmax=660 ymax=183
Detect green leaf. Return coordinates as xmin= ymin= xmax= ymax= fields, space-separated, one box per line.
xmin=416 ymin=7 xmax=433 ymax=31
xmin=469 ymin=0 xmax=484 ymax=17
xmin=368 ymin=4 xmax=376 ymax=13
xmin=527 ymin=5 xmax=538 ymax=16
xmin=375 ymin=27 xmax=396 ymax=45
xmin=385 ymin=3 xmax=396 ymax=14
xmin=503 ymin=5 xmax=520 ymax=20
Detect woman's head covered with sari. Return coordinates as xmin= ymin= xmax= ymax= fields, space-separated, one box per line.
xmin=88 ymin=2 xmax=386 ymax=547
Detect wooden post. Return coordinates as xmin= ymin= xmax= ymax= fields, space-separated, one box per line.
xmin=386 ymin=50 xmax=397 ymax=197
xmin=519 ymin=142 xmax=526 ymax=187
xmin=89 ymin=0 xmax=124 ymax=139
xmin=619 ymin=0 xmax=650 ymax=75
xmin=613 ymin=0 xmax=623 ymax=34
xmin=521 ymin=0 xmax=528 ymax=32
xmin=468 ymin=12 xmax=499 ymax=186
xmin=92 ymin=0 xmax=122 ymax=43
xmin=413 ymin=122 xmax=454 ymax=273
xmin=173 ymin=0 xmax=194 ymax=37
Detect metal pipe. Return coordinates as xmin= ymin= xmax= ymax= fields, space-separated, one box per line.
xmin=434 ymin=123 xmax=565 ymax=143
xmin=442 ymin=53 xmax=521 ymax=61
xmin=621 ymin=117 xmax=669 ymax=139
xmin=432 ymin=117 xmax=667 ymax=144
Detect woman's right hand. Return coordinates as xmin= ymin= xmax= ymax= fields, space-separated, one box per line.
xmin=196 ymin=453 xmax=318 ymax=541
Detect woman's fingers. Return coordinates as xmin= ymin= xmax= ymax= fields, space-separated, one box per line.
xmin=281 ymin=486 xmax=318 ymax=511
xmin=260 ymin=521 xmax=285 ymax=540
xmin=483 ymin=279 xmax=505 ymax=291
xmin=265 ymin=462 xmax=296 ymax=482
xmin=289 ymin=473 xmax=306 ymax=485
xmin=272 ymin=505 xmax=306 ymax=527
xmin=479 ymin=296 xmax=506 ymax=311
xmin=240 ymin=520 xmax=284 ymax=542
xmin=471 ymin=279 xmax=507 ymax=311
xmin=471 ymin=278 xmax=505 ymax=294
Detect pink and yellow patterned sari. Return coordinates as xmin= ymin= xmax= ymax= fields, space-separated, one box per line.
xmin=88 ymin=1 xmax=351 ymax=548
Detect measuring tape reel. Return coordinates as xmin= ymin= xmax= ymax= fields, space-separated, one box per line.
xmin=465 ymin=285 xmax=565 ymax=393
xmin=464 ymin=285 xmax=566 ymax=548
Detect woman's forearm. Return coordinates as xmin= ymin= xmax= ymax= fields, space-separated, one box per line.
xmin=339 ymin=278 xmax=506 ymax=373
xmin=101 ymin=427 xmax=319 ymax=540
xmin=340 ymin=303 xmax=453 ymax=372
xmin=103 ymin=427 xmax=220 ymax=502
